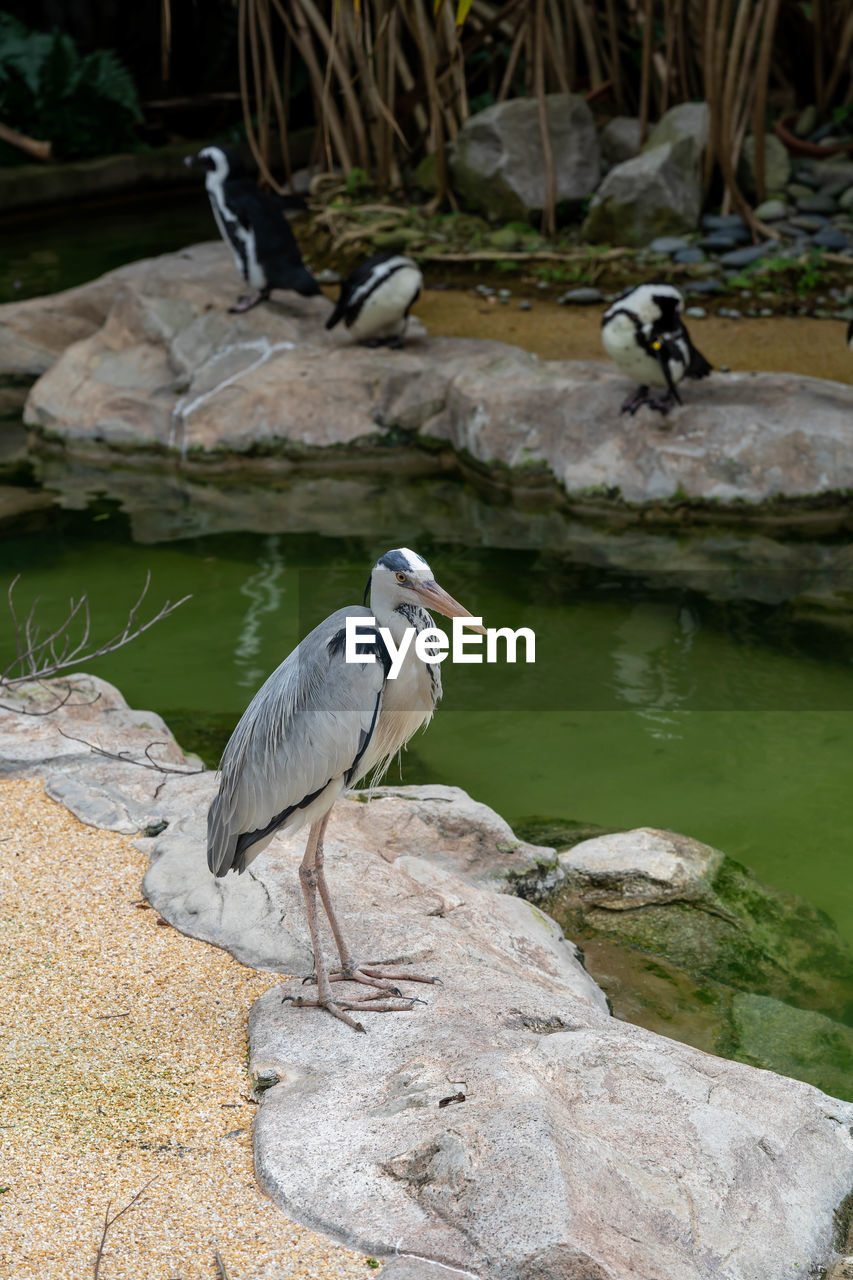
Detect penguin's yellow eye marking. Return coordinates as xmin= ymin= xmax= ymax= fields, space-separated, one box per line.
xmin=652 ymin=340 xmax=662 ymax=350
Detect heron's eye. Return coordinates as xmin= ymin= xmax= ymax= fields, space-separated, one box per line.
xmin=396 ymin=572 xmax=407 ymax=584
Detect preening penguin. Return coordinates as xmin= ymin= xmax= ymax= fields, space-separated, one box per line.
xmin=185 ymin=145 xmax=320 ymax=313
xmin=601 ymin=283 xmax=712 ymax=415
xmin=326 ymin=251 xmax=423 ymax=347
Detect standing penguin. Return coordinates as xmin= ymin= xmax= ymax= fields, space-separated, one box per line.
xmin=185 ymin=145 xmax=320 ymax=313
xmin=326 ymin=251 xmax=423 ymax=347
xmin=601 ymin=283 xmax=712 ymax=415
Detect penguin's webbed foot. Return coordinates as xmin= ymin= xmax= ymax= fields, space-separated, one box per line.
xmin=621 ymin=386 xmax=677 ymax=416
xmin=229 ymin=289 xmax=270 ymax=314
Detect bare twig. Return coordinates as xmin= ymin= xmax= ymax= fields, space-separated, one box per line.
xmin=215 ymin=1252 xmax=231 ymax=1280
xmin=93 ymin=1179 xmax=155 ymax=1279
xmin=1 ymin=573 xmax=191 ymax=689
xmin=55 ymin=728 xmax=205 ymax=776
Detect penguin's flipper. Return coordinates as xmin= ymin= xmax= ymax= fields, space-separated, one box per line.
xmin=685 ymin=339 xmax=713 ymax=380
xmin=325 ymin=293 xmax=349 ymax=330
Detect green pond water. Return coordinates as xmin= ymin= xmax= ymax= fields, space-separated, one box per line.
xmin=4 ymin=504 xmax=853 ymax=953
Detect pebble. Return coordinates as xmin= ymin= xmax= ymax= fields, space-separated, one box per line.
xmin=648 ymin=236 xmax=690 ymax=254
xmin=796 ymin=192 xmax=839 ymax=215
xmin=673 ymin=247 xmax=706 ymax=264
xmin=556 ymin=286 xmax=604 ymax=305
xmin=498 ymin=288 xmax=512 ymax=299
xmin=812 ymin=226 xmax=849 ymax=250
xmin=700 ymin=233 xmax=738 ymax=251
xmin=754 ymin=199 xmax=790 ymax=221
xmin=316 ymin=268 xmax=341 ymax=284
xmin=718 ymin=244 xmax=772 ymax=268
xmin=789 ymin=214 xmax=828 ymax=231
xmin=792 ymin=167 xmax=819 ymax=188
xmin=686 ymin=278 xmax=724 ymax=293
xmin=519 ymin=300 xmax=532 ymax=311
xmin=759 ymin=308 xmax=774 ymax=317
xmin=475 ymin=284 xmax=496 ymax=297
xmin=839 ymin=187 xmax=853 ymax=210
xmin=718 ymin=308 xmax=742 ymax=319
xmin=787 ymin=182 xmax=815 ymax=201
xmin=685 ymin=306 xmax=706 ymax=319
xmin=701 ymin=213 xmax=748 ymax=231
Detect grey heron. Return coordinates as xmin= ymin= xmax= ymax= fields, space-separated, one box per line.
xmin=207 ymin=548 xmax=485 ymax=1031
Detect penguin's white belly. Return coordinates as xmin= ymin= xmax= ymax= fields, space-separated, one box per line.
xmin=349 ymin=267 xmax=422 ymax=340
xmin=602 ymin=319 xmax=684 ymax=388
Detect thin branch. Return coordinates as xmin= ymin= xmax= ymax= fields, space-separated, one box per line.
xmin=93 ymin=1180 xmax=155 ymax=1280
xmin=55 ymin=728 xmax=205 ymax=776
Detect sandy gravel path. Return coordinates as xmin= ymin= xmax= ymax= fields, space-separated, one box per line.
xmin=0 ymin=778 xmax=377 ymax=1280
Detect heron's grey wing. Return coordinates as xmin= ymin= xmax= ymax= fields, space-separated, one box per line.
xmin=207 ymin=606 xmax=389 ymax=875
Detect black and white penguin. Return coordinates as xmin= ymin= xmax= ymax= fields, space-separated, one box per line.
xmin=325 ymin=251 xmax=423 ymax=347
xmin=601 ymin=283 xmax=712 ymax=415
xmin=185 ymin=145 xmax=320 ymax=313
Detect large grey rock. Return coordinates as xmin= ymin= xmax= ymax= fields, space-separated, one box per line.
xmin=558 ymin=826 xmax=724 ymax=909
xmin=4 ymin=675 xmax=853 ymax=1278
xmin=582 ymin=142 xmax=703 ymax=245
xmin=644 ymin=101 xmax=710 ymax=169
xmin=599 ymin=115 xmax=641 ymax=168
xmin=583 ymin=103 xmax=709 ymax=245
xmin=738 ymin=133 xmax=791 ymax=198
xmin=450 ymin=94 xmax=600 ymax=220
xmin=6 ymin=245 xmax=853 ymax=512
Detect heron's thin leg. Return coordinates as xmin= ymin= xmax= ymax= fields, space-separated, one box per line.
xmin=312 ymin=824 xmax=437 ymax=994
xmin=286 ymin=816 xmax=419 ymax=1031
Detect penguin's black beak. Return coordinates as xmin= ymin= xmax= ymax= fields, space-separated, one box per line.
xmin=184 ymin=153 xmax=204 ymax=170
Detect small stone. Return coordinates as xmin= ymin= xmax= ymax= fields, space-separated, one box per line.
xmin=759 ymin=308 xmax=774 ymax=317
xmin=685 ymin=306 xmax=706 ymax=318
xmin=519 ymin=300 xmax=532 ymax=311
xmin=838 ymin=186 xmax=853 ymax=210
xmin=700 ymin=233 xmax=737 ymax=251
xmin=719 ymin=244 xmax=772 ymax=268
xmin=556 ymin=286 xmax=604 ymax=305
xmin=673 ymin=247 xmax=706 ymax=264
xmin=701 ymin=213 xmax=748 ymax=231
xmin=789 ymin=214 xmax=829 ymax=232
xmin=794 ymin=105 xmax=818 ymax=138
xmin=316 ymin=268 xmax=341 ymax=284
xmin=475 ymin=284 xmax=495 ymax=297
xmin=718 ymin=308 xmax=742 ymax=319
xmin=648 ymin=236 xmax=690 ymax=253
xmin=792 ymin=167 xmax=819 ymax=188
xmin=787 ymin=183 xmax=816 ymax=201
xmin=498 ymin=288 xmax=512 ymax=299
xmin=686 ymin=278 xmax=724 ymax=293
xmin=796 ymin=192 xmax=838 ymax=215
xmin=812 ymin=226 xmax=849 ymax=250
xmin=754 ymin=199 xmax=790 ymax=221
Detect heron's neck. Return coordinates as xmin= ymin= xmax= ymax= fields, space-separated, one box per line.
xmin=373 ymin=601 xmax=433 ymax=641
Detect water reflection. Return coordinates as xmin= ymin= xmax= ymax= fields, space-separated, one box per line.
xmin=610 ymin=602 xmax=699 ymax=739
xmin=234 ymin=535 xmax=286 ymax=688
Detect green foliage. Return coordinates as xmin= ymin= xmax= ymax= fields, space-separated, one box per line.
xmin=344 ymin=165 xmax=372 ymax=197
xmin=0 ymin=13 xmax=142 ymax=164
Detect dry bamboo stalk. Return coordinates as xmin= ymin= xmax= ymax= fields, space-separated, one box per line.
xmin=534 ymin=0 xmax=556 ymax=238
xmin=271 ymin=0 xmax=353 ymax=172
xmin=603 ymin=0 xmax=622 ymax=108
xmin=823 ymin=7 xmax=853 ymax=109
xmin=298 ymin=0 xmax=370 ymax=171
xmin=638 ymin=0 xmax=654 ymax=143
xmin=0 ymin=122 xmax=51 ymax=162
xmin=497 ymin=17 xmax=526 ymax=101
xmin=570 ymin=0 xmax=604 ymax=90
xmin=255 ymin=0 xmax=291 ymax=182
xmin=546 ymin=0 xmax=572 ymax=94
xmin=718 ymin=0 xmax=753 ymax=215
xmin=750 ymin=0 xmax=780 ymax=204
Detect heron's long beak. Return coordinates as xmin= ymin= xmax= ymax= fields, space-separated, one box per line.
xmin=415 ymin=579 xmax=486 ymax=634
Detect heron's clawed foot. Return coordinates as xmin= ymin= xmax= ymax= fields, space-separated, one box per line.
xmin=283 ymin=990 xmax=422 ymax=1033
xmin=333 ymin=961 xmax=441 ymax=992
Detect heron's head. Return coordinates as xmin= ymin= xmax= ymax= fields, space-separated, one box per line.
xmin=184 ymin=145 xmax=242 ymax=182
xmin=367 ymin=548 xmax=485 ymax=633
